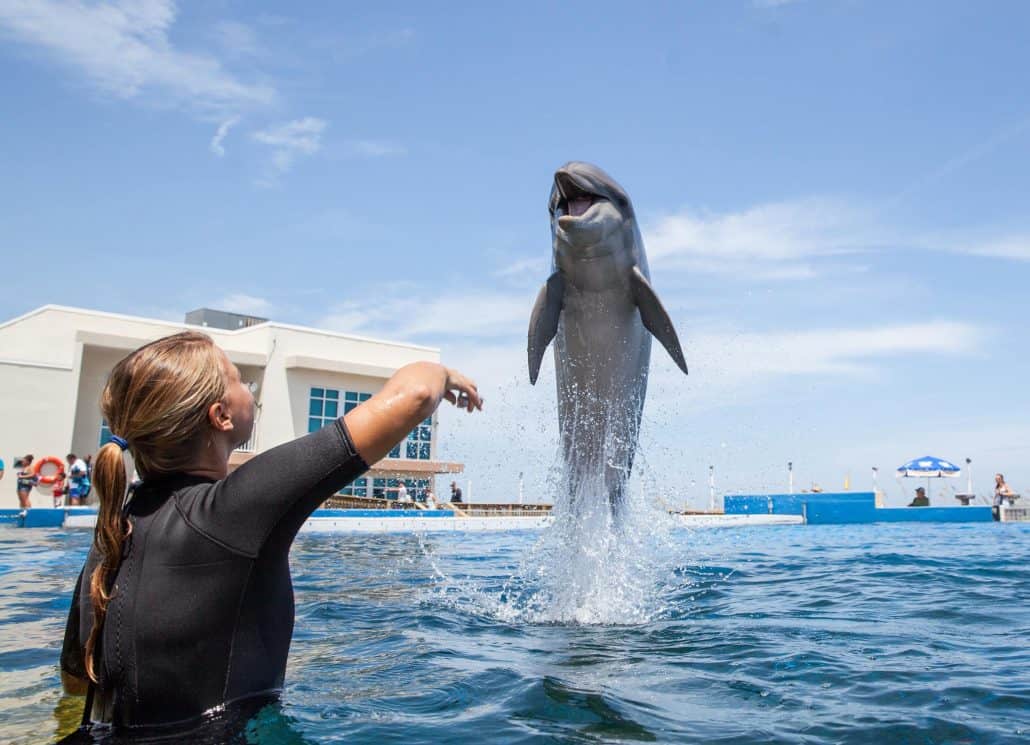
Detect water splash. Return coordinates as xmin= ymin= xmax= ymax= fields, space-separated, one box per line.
xmin=422 ymin=453 xmax=678 ymax=627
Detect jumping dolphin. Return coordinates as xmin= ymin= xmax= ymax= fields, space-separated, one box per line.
xmin=527 ymin=162 xmax=688 ymax=510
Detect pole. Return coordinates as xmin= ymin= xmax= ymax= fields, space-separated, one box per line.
xmin=518 ymin=472 xmax=524 ymax=504
xmin=788 ymin=461 xmax=793 ymax=495
xmin=966 ymin=458 xmax=972 ymax=496
xmin=708 ymin=465 xmax=715 ymax=512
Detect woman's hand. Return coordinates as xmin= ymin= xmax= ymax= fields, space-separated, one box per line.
xmin=442 ymin=368 xmax=483 ymax=412
xmin=345 ymin=362 xmax=483 ymax=465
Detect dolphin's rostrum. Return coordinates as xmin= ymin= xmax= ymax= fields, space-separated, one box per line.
xmin=528 ymin=161 xmax=687 ymax=510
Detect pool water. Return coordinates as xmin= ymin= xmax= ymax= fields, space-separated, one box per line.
xmin=1 ymin=523 xmax=1027 ymax=743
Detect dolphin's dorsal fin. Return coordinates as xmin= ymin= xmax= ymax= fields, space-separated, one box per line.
xmin=630 ymin=266 xmax=688 ymax=375
xmin=527 ymin=272 xmax=565 ymax=384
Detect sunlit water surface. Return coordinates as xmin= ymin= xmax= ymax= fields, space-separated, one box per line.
xmin=1 ymin=523 xmax=1027 ymax=744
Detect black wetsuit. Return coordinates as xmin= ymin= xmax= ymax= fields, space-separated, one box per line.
xmin=60 ymin=419 xmax=367 ymax=733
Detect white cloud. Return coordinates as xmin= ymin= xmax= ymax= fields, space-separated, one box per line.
xmin=0 ymin=0 xmax=275 ymax=116
xmin=319 ymin=288 xmax=533 ymax=341
xmin=216 ymin=293 xmax=273 ymax=316
xmin=252 ymin=117 xmax=327 ymax=174
xmin=499 ymin=193 xmax=1030 ymax=287
xmin=493 ymin=198 xmax=876 ymax=285
xmin=342 ymin=139 xmax=406 ymax=158
xmin=209 ymin=116 xmax=238 ymax=157
xmin=685 ymin=320 xmax=983 ymax=380
xmin=960 ymin=235 xmax=1030 ymax=262
xmin=644 ymin=198 xmax=880 ymax=278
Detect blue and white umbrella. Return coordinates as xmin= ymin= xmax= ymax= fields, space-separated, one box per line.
xmin=896 ymin=455 xmax=961 ymax=500
xmin=896 ymin=456 xmax=961 ymax=478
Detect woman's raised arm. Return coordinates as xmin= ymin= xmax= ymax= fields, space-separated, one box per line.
xmin=344 ymin=362 xmax=482 ymax=465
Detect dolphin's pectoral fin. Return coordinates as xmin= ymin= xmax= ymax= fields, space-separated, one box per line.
xmin=527 ymin=272 xmax=565 ymax=384
xmin=631 ymin=266 xmax=688 ymax=374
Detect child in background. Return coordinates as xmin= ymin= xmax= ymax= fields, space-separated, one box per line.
xmin=52 ymin=472 xmax=67 ymax=508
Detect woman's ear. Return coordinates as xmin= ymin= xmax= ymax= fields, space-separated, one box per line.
xmin=208 ymin=401 xmax=235 ymax=433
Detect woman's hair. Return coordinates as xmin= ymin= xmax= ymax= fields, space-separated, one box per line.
xmin=996 ymin=473 xmax=1005 ymax=482
xmin=85 ymin=331 xmax=228 ymax=682
xmin=24 ymin=454 xmax=33 ymax=464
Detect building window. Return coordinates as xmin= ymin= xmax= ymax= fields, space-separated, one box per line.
xmin=308 ymin=388 xmax=372 ymax=433
xmin=372 ymin=477 xmax=431 ymax=501
xmin=371 ymin=477 xmax=396 ymax=499
xmin=307 ymin=388 xmax=338 ymax=433
xmin=406 ymin=417 xmax=433 ymax=460
xmin=308 ymin=389 xmax=430 ymax=460
xmin=99 ymin=418 xmax=113 ymax=448
xmin=337 ymin=477 xmax=368 ymax=498
xmin=343 ymin=390 xmax=372 ymax=413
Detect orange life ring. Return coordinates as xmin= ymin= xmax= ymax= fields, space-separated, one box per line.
xmin=32 ymin=455 xmax=65 ymax=486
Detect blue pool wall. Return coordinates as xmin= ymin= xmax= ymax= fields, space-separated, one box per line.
xmin=724 ymin=492 xmax=993 ymax=524
xmin=0 ymin=508 xmax=68 ymax=528
xmin=724 ymin=492 xmax=872 ymax=516
xmin=0 ymin=506 xmax=456 ymax=528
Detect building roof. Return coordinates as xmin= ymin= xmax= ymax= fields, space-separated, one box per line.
xmin=0 ymin=304 xmax=439 ymax=353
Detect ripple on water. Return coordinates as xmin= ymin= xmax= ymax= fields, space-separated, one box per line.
xmin=1 ymin=523 xmax=1028 ymax=743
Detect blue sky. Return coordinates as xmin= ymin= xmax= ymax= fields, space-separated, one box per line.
xmin=1 ymin=1 xmax=1028 ymax=505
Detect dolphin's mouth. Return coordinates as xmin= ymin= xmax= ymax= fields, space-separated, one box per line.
xmin=554 ymin=172 xmax=604 ymax=219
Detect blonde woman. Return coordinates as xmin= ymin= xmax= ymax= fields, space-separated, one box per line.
xmin=994 ymin=473 xmax=1014 ymax=506
xmin=59 ymin=331 xmax=481 ymax=737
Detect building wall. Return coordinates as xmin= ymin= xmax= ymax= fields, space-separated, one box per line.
xmin=70 ymin=346 xmax=126 ymax=459
xmin=284 ymin=368 xmax=384 ymax=442
xmin=0 ymin=362 xmax=78 ymax=506
xmin=0 ymin=306 xmax=442 ymax=508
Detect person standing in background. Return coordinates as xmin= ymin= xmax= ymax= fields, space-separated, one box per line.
xmin=16 ymin=454 xmax=36 ymax=509
xmin=396 ymin=482 xmax=411 ymax=503
xmin=52 ymin=471 xmax=67 ymax=508
xmin=67 ymin=454 xmax=90 ymax=506
xmin=450 ymin=481 xmax=463 ymax=503
xmin=993 ymin=473 xmax=1014 ymax=506
xmin=84 ymin=454 xmax=94 ymax=500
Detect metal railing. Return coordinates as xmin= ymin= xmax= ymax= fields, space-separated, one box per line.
xmin=234 ymin=430 xmax=258 ymax=453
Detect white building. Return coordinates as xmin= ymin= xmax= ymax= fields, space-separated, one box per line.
xmin=0 ymin=305 xmax=462 ymax=509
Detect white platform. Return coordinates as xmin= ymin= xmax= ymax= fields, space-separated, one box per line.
xmin=675 ymin=513 xmax=803 ymax=529
xmin=301 ymin=515 xmax=551 ymax=533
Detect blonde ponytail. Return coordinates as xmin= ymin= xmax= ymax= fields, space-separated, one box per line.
xmin=84 ymin=440 xmax=130 ymax=682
